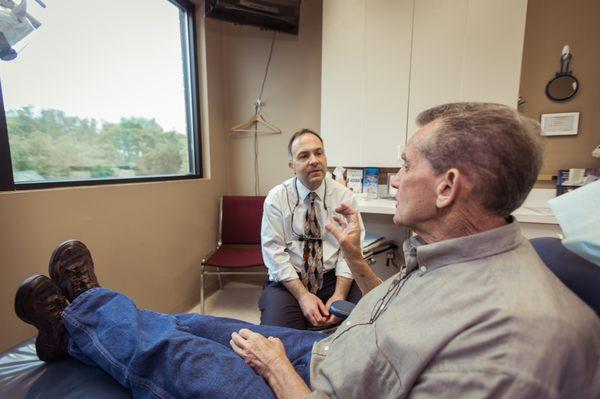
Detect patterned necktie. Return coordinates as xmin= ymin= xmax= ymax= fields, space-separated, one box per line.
xmin=302 ymin=192 xmax=324 ymax=293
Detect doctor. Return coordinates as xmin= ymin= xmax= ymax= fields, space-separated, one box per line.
xmin=259 ymin=128 xmax=363 ymax=329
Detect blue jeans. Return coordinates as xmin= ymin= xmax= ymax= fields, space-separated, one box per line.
xmin=61 ymin=288 xmax=324 ymax=399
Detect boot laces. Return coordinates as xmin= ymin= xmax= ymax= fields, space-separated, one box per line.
xmin=46 ymin=294 xmax=66 ymax=319
xmin=66 ymin=258 xmax=93 ymax=292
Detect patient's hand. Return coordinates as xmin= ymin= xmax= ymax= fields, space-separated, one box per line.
xmin=230 ymin=328 xmax=288 ymax=379
xmin=326 ymin=204 xmax=363 ymax=263
xmin=231 ymin=329 xmax=312 ymax=399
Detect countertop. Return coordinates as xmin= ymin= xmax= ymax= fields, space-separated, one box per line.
xmin=357 ymin=189 xmax=558 ymax=224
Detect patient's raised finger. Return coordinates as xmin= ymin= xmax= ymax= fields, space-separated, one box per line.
xmin=334 ymin=203 xmax=355 ymax=215
xmin=332 ymin=215 xmax=348 ymax=228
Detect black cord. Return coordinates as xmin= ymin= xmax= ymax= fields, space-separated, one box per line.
xmin=258 ymin=31 xmax=277 ymax=101
xmin=254 ymin=125 xmax=259 ymax=195
xmin=330 ymin=274 xmax=410 ymax=343
xmin=253 ymin=31 xmax=277 ymax=195
xmin=284 ymin=177 xmax=328 ymax=241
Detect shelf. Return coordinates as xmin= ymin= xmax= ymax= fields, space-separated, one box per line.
xmin=357 ymin=198 xmax=396 ymax=215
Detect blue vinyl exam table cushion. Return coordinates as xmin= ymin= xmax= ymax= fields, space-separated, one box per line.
xmin=0 ymin=338 xmax=130 ymax=398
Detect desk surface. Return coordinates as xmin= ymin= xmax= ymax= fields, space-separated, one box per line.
xmin=357 ymin=189 xmax=559 ymax=225
xmin=357 ymin=198 xmax=397 ymax=215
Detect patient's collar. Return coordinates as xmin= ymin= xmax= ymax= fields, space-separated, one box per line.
xmin=403 ymin=218 xmax=522 ymax=273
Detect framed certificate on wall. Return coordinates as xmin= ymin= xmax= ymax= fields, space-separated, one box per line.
xmin=540 ymin=112 xmax=579 ymax=136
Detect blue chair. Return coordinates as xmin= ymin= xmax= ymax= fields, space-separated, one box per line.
xmin=331 ymin=237 xmax=600 ymax=319
xmin=530 ymin=237 xmax=600 ymax=317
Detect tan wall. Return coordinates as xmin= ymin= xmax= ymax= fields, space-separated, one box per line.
xmin=0 ymin=15 xmax=229 ymax=351
xmin=222 ymin=0 xmax=323 ymax=195
xmin=520 ymin=0 xmax=600 ymax=182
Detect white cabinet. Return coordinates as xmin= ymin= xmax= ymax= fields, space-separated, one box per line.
xmin=321 ymin=0 xmax=528 ymax=166
xmin=321 ymin=0 xmax=413 ymax=167
xmin=407 ymin=0 xmax=528 ymax=136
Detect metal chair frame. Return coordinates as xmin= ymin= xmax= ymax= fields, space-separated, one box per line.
xmin=200 ymin=196 xmax=266 ymax=313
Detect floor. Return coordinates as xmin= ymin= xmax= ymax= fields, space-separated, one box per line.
xmin=187 ymin=281 xmax=263 ymax=324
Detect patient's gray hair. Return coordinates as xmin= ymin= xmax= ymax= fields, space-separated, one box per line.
xmin=416 ymin=102 xmax=543 ymax=217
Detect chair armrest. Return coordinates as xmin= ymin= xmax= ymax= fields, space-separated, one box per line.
xmin=330 ymin=300 xmax=356 ymax=319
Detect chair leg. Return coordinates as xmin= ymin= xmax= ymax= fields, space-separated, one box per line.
xmin=217 ymin=267 xmax=224 ymax=289
xmin=200 ymin=263 xmax=205 ymax=314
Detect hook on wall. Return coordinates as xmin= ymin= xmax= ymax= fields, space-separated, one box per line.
xmin=545 ymin=45 xmax=579 ymax=102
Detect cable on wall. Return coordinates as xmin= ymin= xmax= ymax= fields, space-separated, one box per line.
xmin=253 ymin=31 xmax=277 ymax=195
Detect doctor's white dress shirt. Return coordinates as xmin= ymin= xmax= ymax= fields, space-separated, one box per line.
xmin=261 ymin=175 xmax=364 ymax=282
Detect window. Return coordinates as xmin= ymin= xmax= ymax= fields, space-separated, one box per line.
xmin=0 ymin=0 xmax=200 ymax=191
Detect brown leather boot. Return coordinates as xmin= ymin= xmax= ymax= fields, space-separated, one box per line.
xmin=14 ymin=275 xmax=69 ymax=362
xmin=49 ymin=240 xmax=100 ymax=302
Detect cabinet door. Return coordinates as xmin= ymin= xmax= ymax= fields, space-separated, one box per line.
xmin=361 ymin=0 xmax=413 ymax=167
xmin=321 ymin=0 xmax=365 ymax=166
xmin=406 ymin=0 xmax=527 ymax=137
xmin=322 ymin=0 xmax=413 ymax=167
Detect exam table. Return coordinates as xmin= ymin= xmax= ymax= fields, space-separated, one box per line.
xmin=0 ymin=338 xmax=131 ymax=398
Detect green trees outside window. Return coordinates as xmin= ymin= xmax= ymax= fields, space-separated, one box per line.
xmin=8 ymin=107 xmax=189 ymax=182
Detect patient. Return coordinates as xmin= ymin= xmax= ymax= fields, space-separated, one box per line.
xmin=15 ymin=103 xmax=600 ymax=398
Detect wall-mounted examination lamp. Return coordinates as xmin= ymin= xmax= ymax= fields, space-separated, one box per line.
xmin=0 ymin=0 xmax=46 ymax=61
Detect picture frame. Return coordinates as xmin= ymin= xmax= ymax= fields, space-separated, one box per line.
xmin=540 ymin=112 xmax=579 ymax=136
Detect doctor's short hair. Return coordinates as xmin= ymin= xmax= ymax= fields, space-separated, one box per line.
xmin=416 ymin=102 xmax=543 ymax=217
xmin=288 ymin=128 xmax=324 ymax=159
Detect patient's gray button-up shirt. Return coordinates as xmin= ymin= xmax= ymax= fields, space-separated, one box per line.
xmin=308 ymin=221 xmax=600 ymax=398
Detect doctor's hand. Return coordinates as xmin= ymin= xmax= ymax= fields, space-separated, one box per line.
xmin=230 ymin=328 xmax=288 ymax=379
xmin=323 ymin=294 xmax=344 ymax=326
xmin=326 ymin=204 xmax=363 ymax=263
xmin=298 ymin=292 xmax=329 ymax=327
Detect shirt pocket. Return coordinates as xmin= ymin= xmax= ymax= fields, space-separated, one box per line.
xmin=316 ymin=326 xmax=404 ymax=398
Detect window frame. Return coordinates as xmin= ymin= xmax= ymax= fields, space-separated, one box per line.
xmin=0 ymin=0 xmax=202 ymax=191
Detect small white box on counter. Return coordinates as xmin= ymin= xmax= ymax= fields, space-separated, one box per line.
xmin=346 ymin=169 xmax=363 ymax=193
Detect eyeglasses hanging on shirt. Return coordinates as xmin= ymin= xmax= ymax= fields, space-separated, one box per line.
xmin=284 ymin=177 xmax=329 ymax=241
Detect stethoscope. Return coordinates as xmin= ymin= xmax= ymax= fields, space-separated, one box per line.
xmin=284 ymin=177 xmax=329 ymax=241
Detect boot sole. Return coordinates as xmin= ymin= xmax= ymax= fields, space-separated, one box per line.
xmin=14 ymin=274 xmax=45 ymax=325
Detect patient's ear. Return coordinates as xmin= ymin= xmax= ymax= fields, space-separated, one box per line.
xmin=435 ymin=168 xmax=461 ymax=208
xmin=288 ymin=161 xmax=294 ymax=173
